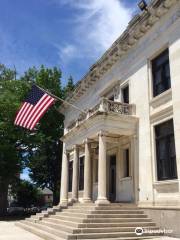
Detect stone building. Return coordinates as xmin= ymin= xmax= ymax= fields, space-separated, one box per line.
xmin=17 ymin=0 xmax=180 ymax=238
xmin=59 ymin=0 xmax=180 ymax=235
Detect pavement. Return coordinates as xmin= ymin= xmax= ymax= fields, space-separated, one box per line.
xmin=0 ymin=221 xmax=42 ymax=240
xmin=0 ymin=221 xmax=179 ymax=240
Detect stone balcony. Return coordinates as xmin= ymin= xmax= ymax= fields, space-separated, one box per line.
xmin=67 ymin=98 xmax=136 ymax=132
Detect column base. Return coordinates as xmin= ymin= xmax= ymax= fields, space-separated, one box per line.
xmin=95 ymin=198 xmax=110 ymax=205
xmin=82 ymin=198 xmax=92 ymax=203
xmin=71 ymin=198 xmax=78 ymax=203
xmin=60 ymin=199 xmax=68 ymax=207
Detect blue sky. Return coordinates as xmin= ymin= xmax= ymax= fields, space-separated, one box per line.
xmin=0 ymin=0 xmax=144 ymax=86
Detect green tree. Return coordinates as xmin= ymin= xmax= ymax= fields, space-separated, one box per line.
xmin=0 ymin=64 xmax=74 ymax=213
xmin=13 ymin=180 xmax=42 ymax=208
xmin=22 ymin=66 xmax=64 ymax=205
xmin=0 ymin=65 xmax=30 ymax=215
xmin=64 ymin=75 xmax=75 ymax=97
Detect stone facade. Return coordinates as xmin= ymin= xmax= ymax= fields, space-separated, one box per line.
xmin=59 ymin=0 xmax=180 ymax=236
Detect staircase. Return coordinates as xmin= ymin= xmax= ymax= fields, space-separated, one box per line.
xmin=16 ymin=203 xmax=163 ymax=240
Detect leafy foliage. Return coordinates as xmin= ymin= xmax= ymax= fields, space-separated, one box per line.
xmin=0 ymin=64 xmax=75 ymax=212
xmin=13 ymin=180 xmax=42 ymax=208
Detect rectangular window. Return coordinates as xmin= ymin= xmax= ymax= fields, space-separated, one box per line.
xmin=124 ymin=149 xmax=130 ymax=177
xmin=79 ymin=156 xmax=84 ymax=190
xmin=68 ymin=161 xmax=73 ymax=192
xmin=122 ymin=85 xmax=129 ymax=104
xmin=155 ymin=119 xmax=177 ymax=181
xmin=152 ymin=49 xmax=171 ymax=97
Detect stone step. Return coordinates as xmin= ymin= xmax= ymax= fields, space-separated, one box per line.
xmin=39 ymin=220 xmax=76 ymax=234
xmin=59 ymin=212 xmax=148 ymax=219
xmin=37 ymin=218 xmax=158 ymax=235
xmin=95 ymin=206 xmax=138 ymax=210
xmin=52 ymin=214 xmax=153 ymax=223
xmin=15 ymin=222 xmax=64 ymax=240
xmin=44 ymin=218 xmax=79 ymax=228
xmin=71 ymin=231 xmax=162 ymax=239
xmin=25 ymin=217 xmax=40 ymax=223
xmin=77 ymin=237 xmax=156 ymax=240
xmin=83 ymin=218 xmax=154 ymax=223
xmin=21 ymin=220 xmax=69 ymax=239
xmin=78 ymin=222 xmax=156 ymax=228
xmin=63 ymin=209 xmax=144 ymax=214
xmin=51 ymin=215 xmax=84 ymax=223
xmin=73 ymin=203 xmax=95 ymax=206
xmin=76 ymin=226 xmax=159 ymax=234
xmin=87 ymin=214 xmax=148 ymax=219
xmin=46 ymin=218 xmax=156 ymax=229
xmin=24 ymin=220 xmax=161 ymax=239
xmin=69 ymin=205 xmax=138 ymax=210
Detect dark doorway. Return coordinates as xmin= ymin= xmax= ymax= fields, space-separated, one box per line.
xmin=109 ymin=155 xmax=116 ymax=202
xmin=79 ymin=156 xmax=84 ymax=190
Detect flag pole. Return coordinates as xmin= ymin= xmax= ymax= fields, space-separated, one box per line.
xmin=36 ymin=84 xmax=86 ymax=114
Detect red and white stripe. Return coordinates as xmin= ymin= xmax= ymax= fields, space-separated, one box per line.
xmin=14 ymin=94 xmax=55 ymax=130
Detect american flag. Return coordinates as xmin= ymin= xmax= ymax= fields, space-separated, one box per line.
xmin=14 ymin=85 xmax=56 ymax=130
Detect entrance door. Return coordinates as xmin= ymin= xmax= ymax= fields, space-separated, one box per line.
xmin=109 ymin=155 xmax=116 ymax=202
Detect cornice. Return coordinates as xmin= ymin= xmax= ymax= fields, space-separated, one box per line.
xmin=62 ymin=0 xmax=178 ymax=110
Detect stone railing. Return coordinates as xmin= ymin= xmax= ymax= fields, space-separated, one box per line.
xmin=67 ymin=98 xmax=135 ymax=132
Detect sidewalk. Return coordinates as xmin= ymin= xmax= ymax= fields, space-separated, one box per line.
xmin=0 ymin=221 xmax=42 ymax=240
xmin=0 ymin=221 xmax=179 ymax=240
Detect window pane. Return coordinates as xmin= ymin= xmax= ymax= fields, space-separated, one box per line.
xmin=122 ymin=85 xmax=129 ymax=104
xmin=155 ymin=120 xmax=177 ymax=180
xmin=79 ymin=156 xmax=84 ymax=190
xmin=164 ymin=63 xmax=170 ymax=78
xmin=152 ymin=49 xmax=171 ymax=97
xmin=154 ymin=69 xmax=162 ymax=84
xmin=123 ymin=149 xmax=129 ymax=177
xmin=68 ymin=161 xmax=73 ymax=192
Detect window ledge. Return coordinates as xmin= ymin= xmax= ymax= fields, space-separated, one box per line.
xmin=153 ymin=179 xmax=179 ymax=186
xmin=150 ymin=89 xmax=172 ymax=109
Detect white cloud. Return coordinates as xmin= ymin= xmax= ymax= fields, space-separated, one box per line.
xmin=56 ymin=0 xmax=132 ymax=63
xmin=55 ymin=43 xmax=78 ymax=64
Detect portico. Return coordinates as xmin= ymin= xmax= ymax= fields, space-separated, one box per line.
xmin=60 ymin=98 xmax=138 ymax=205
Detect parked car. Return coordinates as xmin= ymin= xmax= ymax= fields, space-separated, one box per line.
xmin=7 ymin=207 xmax=25 ymax=216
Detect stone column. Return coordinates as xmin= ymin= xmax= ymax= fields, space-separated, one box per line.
xmin=83 ymin=139 xmax=92 ymax=202
xmin=95 ymin=132 xmax=110 ymax=205
xmin=72 ymin=145 xmax=79 ymax=202
xmin=60 ymin=143 xmax=69 ymax=206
